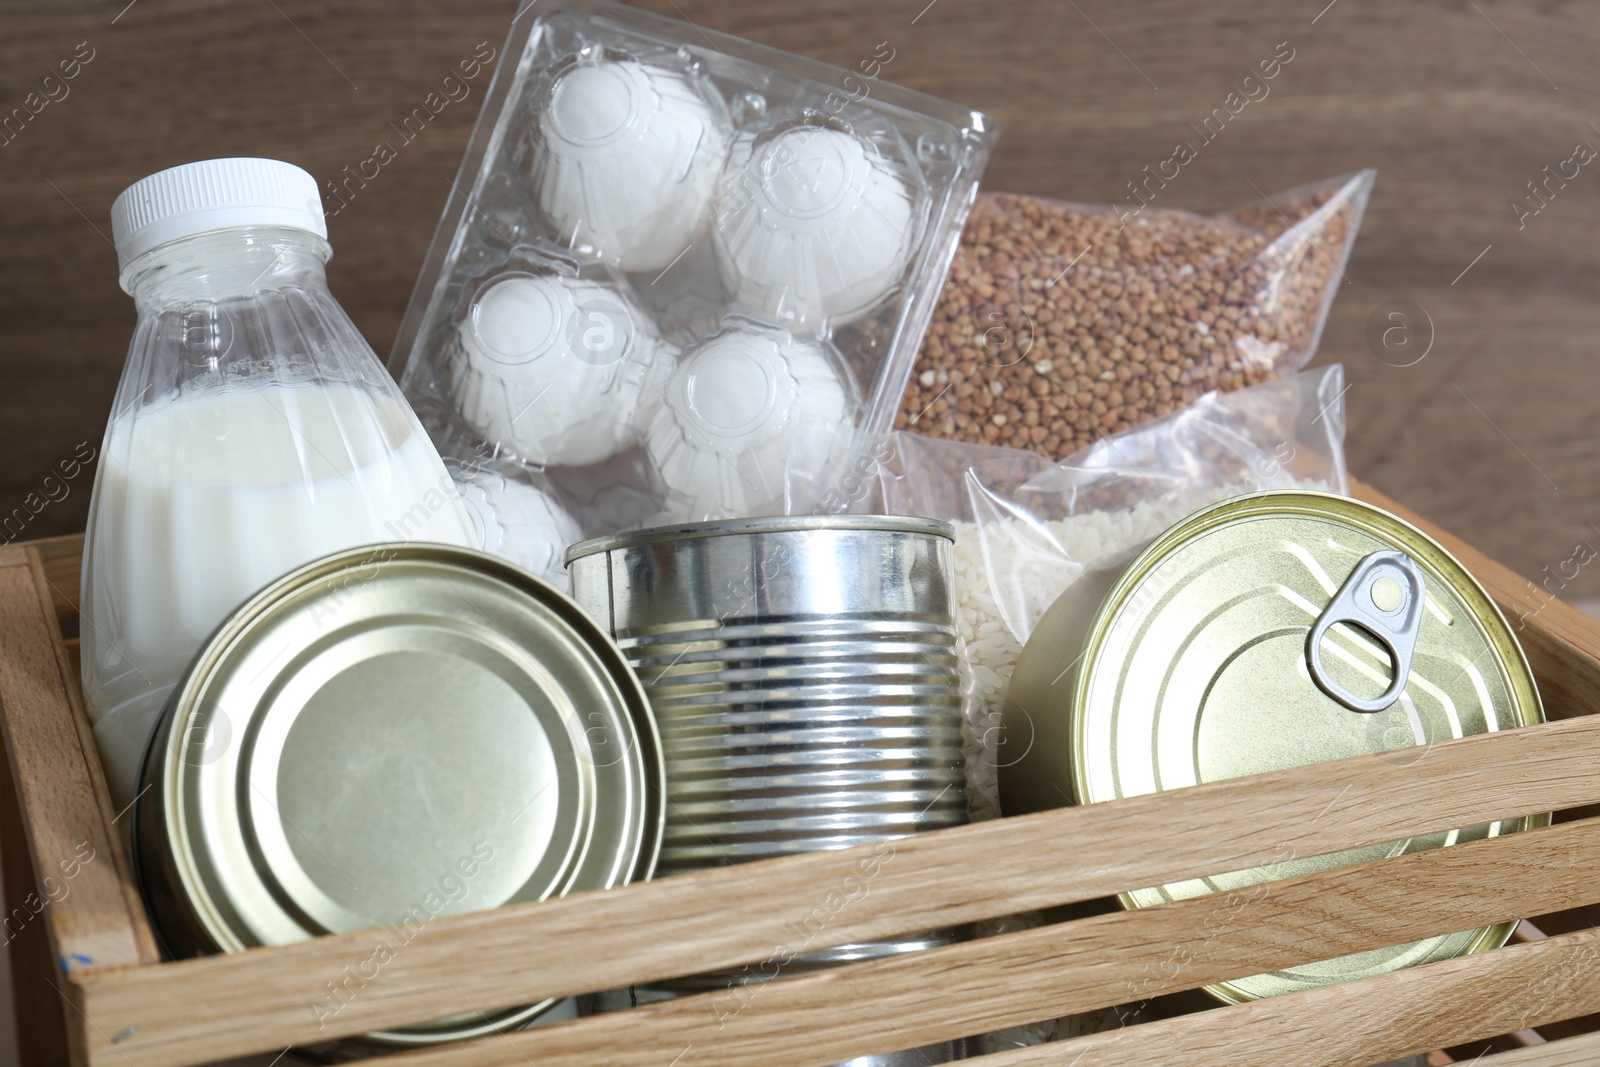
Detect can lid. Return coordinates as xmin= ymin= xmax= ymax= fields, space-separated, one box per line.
xmin=1062 ymin=492 xmax=1544 ymax=1001
xmin=111 ymin=157 xmax=327 ymax=270
xmin=134 ymin=543 xmax=662 ymax=1040
xmin=565 ymin=513 xmax=955 ymax=563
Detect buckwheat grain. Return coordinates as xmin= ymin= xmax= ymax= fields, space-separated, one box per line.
xmin=898 ymin=184 xmax=1360 ymax=457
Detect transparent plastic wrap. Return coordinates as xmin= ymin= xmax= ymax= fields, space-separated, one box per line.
xmin=873 ymin=365 xmax=1349 ymax=823
xmin=445 ymin=252 xmax=669 ymax=469
xmin=393 ymin=0 xmax=998 ymax=571
xmin=638 ymin=317 xmax=860 ymax=522
xmin=895 ymin=171 xmax=1373 ymax=460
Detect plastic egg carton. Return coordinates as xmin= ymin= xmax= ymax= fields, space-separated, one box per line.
xmin=392 ymin=0 xmax=997 ymax=541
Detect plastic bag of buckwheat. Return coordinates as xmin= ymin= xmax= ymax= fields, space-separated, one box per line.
xmin=894 ymin=171 xmax=1373 ymax=461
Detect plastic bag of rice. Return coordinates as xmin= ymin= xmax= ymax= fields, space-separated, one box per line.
xmin=881 ymin=365 xmax=1347 ymax=821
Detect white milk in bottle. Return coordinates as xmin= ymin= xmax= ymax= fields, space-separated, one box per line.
xmin=83 ymin=159 xmax=472 ymax=807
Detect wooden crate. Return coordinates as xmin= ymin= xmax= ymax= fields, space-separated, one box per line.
xmin=4 ymin=481 xmax=1600 ymax=1067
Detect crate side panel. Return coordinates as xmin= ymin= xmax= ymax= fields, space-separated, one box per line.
xmin=0 ymin=548 xmax=156 ymax=979
xmin=75 ymin=729 xmax=1600 ymax=1067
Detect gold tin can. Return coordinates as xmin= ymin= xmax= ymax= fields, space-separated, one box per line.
xmin=1000 ymin=491 xmax=1546 ymax=1003
xmin=132 ymin=543 xmax=663 ymax=1048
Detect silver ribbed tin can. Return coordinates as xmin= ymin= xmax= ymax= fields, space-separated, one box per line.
xmin=568 ymin=516 xmax=968 ymax=1062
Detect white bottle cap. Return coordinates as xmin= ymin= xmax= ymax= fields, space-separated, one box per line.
xmin=111 ymin=158 xmax=327 ymax=270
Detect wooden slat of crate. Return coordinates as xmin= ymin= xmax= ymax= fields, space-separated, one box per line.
xmin=0 ymin=713 xmax=69 ymax=1066
xmin=29 ymin=479 xmax=1600 ymax=722
xmin=64 ymin=718 xmax=1600 ymax=1066
xmin=35 ymin=481 xmax=1567 ymax=713
xmin=238 ymin=814 xmax=1600 ymax=1067
xmin=25 ymin=535 xmax=83 ymax=643
xmin=968 ymin=924 xmax=1600 ymax=1067
xmin=0 ymin=548 xmax=156 ymax=977
xmin=1459 ymin=1032 xmax=1600 ymax=1066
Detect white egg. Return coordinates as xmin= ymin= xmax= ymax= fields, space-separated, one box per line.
xmin=643 ymin=323 xmax=857 ymax=522
xmin=448 ymin=459 xmax=583 ymax=590
xmin=713 ymin=125 xmax=918 ymax=327
xmin=534 ymin=58 xmax=728 ymax=272
xmin=449 ymin=272 xmax=670 ymax=468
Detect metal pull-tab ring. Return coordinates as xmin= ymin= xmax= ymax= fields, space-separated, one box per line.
xmin=1307 ymin=550 xmax=1426 ymax=713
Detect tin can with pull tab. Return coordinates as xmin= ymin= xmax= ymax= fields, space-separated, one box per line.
xmin=999 ymin=491 xmax=1547 ymax=1003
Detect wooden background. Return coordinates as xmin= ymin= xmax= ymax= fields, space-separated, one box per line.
xmin=2 ymin=0 xmax=1598 ymax=600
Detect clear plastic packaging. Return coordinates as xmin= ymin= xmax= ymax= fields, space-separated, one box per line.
xmin=896 ymin=172 xmax=1373 ymax=460
xmin=530 ymin=53 xmax=730 ymax=272
xmin=640 ymin=317 xmax=858 ymax=522
xmin=715 ymin=120 xmax=924 ymax=328
xmin=393 ymin=0 xmax=997 ymax=559
xmin=447 ymin=253 xmax=669 ymax=467
xmin=445 ymin=452 xmax=582 ymax=591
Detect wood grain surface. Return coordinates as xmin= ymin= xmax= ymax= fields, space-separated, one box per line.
xmin=323 ymin=817 xmax=1600 ymax=1067
xmin=30 ymin=474 xmax=1600 ymax=723
xmin=67 ymin=713 xmax=1600 ymax=1065
xmin=0 ymin=549 xmax=156 ymax=975
xmin=975 ymin=924 xmax=1600 ymax=1067
xmin=0 ymin=546 xmax=158 ymax=1067
xmin=2 ymin=1 xmax=1599 ymax=594
xmin=26 ymin=535 xmax=82 ymax=643
xmin=1452 ymin=1032 xmax=1600 ymax=1067
xmin=0 ymin=682 xmax=67 ymax=1067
